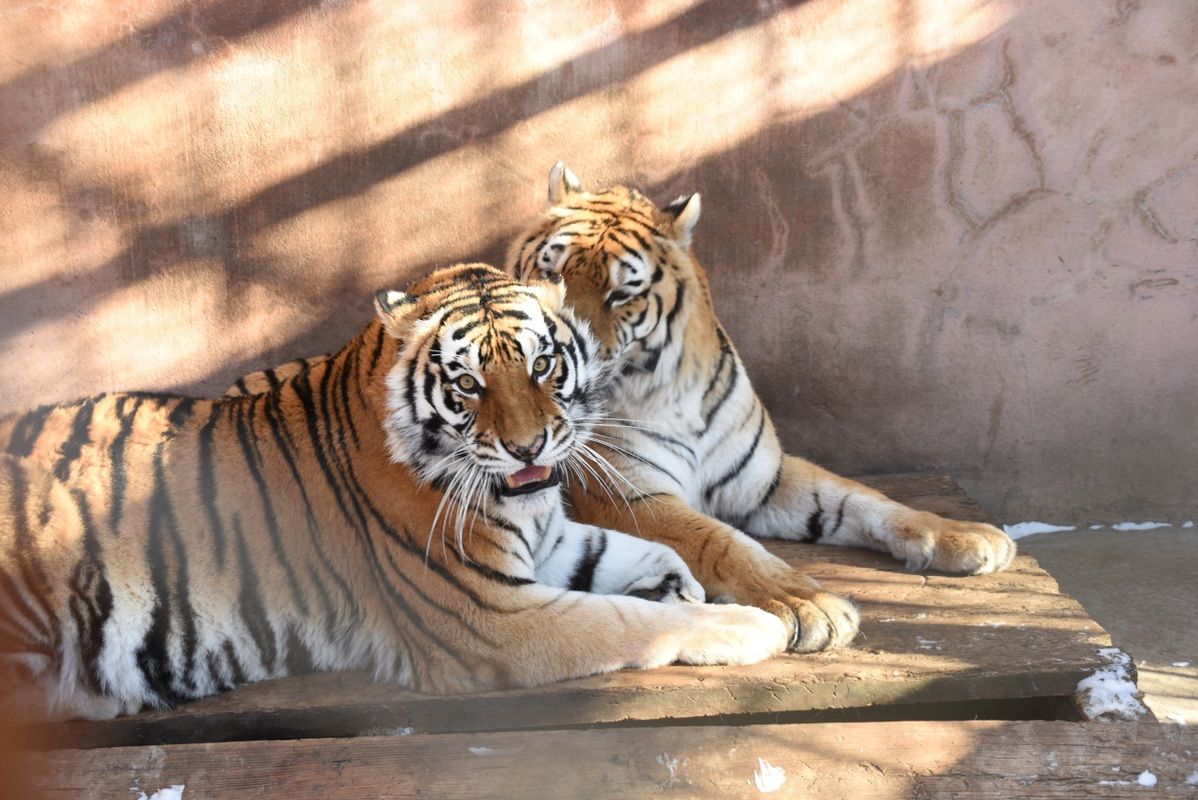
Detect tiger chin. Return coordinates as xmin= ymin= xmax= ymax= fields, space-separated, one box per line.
xmin=0 ymin=263 xmax=790 ymax=724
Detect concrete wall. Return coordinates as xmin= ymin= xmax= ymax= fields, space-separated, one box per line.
xmin=1 ymin=0 xmax=1195 ymax=522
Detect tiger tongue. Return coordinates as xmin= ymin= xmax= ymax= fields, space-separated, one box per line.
xmin=506 ymin=465 xmax=551 ymax=488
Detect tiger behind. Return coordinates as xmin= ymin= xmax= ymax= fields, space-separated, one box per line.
xmin=508 ymin=165 xmax=1017 ymax=652
xmin=0 ymin=264 xmax=788 ymax=722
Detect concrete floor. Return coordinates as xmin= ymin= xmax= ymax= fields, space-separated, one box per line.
xmin=1018 ymin=527 xmax=1198 ymax=724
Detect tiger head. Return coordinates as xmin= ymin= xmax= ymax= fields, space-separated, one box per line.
xmin=508 ymin=162 xmax=701 ymax=365
xmin=375 ymin=263 xmax=606 ymax=508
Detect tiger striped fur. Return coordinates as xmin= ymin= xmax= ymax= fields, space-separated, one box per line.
xmin=507 ymin=164 xmax=1017 ymax=653
xmin=225 ymin=356 xmax=329 ymax=398
xmin=0 ymin=264 xmax=789 ymax=723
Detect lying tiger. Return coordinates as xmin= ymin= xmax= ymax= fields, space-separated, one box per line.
xmin=511 ymin=164 xmax=1017 ymax=649
xmin=0 ymin=264 xmax=788 ymax=722
xmin=231 ymin=167 xmax=1017 ymax=654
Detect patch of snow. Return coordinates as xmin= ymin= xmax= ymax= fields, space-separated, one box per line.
xmin=1164 ymin=713 xmax=1188 ymax=725
xmin=656 ymin=753 xmax=682 ymax=785
xmin=916 ymin=636 xmax=942 ymax=650
xmin=135 ymin=787 xmax=185 ymax=800
xmin=1182 ymin=520 xmax=1194 ymax=529
xmin=1111 ymin=521 xmax=1170 ymax=531
xmin=1173 ymin=661 xmax=1192 ymax=668
xmin=753 ymin=758 xmax=786 ymax=793
xmin=1074 ymin=648 xmax=1149 ymax=721
xmin=1137 ymin=771 xmax=1158 ymax=788
xmin=363 ymin=726 xmax=414 ymax=736
xmin=1187 ymin=770 xmax=1198 ymax=786
xmin=468 ymin=746 xmax=497 ymax=756
xmin=1089 ymin=524 xmax=1106 ymax=530
xmin=1098 ymin=779 xmax=1130 ymax=786
xmin=1003 ymin=521 xmax=1076 ymax=539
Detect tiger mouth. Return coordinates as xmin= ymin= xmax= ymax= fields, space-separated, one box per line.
xmin=499 ymin=465 xmax=560 ymax=496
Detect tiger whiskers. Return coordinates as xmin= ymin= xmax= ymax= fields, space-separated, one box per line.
xmin=574 ymin=414 xmax=669 ymax=434
xmin=450 ymin=464 xmax=488 ymax=562
xmin=427 ymin=442 xmax=490 ymax=563
xmin=425 ymin=446 xmax=473 ymax=563
xmin=574 ymin=442 xmax=656 ymax=532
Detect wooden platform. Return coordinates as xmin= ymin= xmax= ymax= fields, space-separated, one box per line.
xmin=15 ymin=473 xmax=1185 ymax=798
xmin=23 ymin=721 xmax=1198 ymax=799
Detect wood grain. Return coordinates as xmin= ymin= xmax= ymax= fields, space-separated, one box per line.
xmin=23 ymin=721 xmax=1198 ymax=799
xmin=26 ymin=474 xmax=1113 ymax=750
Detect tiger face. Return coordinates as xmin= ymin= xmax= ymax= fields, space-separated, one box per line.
xmin=376 ymin=264 xmax=605 ymax=508
xmin=508 ymin=163 xmax=701 ymax=364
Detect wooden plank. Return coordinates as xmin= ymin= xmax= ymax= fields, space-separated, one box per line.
xmin=21 ymin=721 xmax=1198 ymax=799
xmin=27 ymin=474 xmax=1113 ymax=749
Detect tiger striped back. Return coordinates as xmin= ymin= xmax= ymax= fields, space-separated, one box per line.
xmin=225 ymin=356 xmax=329 ymax=397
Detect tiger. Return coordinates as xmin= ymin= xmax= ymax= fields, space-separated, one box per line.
xmin=0 ymin=263 xmax=790 ymax=723
xmin=504 ymin=163 xmax=1017 ymax=652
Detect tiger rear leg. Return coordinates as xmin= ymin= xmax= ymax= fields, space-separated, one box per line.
xmin=740 ymin=456 xmax=1016 ymax=575
xmin=533 ymin=520 xmax=705 ymax=604
xmin=571 ymin=494 xmax=858 ymax=653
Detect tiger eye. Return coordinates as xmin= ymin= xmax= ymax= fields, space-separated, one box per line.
xmin=532 ymin=356 xmax=550 ymax=375
xmin=455 ymin=374 xmax=478 ymax=393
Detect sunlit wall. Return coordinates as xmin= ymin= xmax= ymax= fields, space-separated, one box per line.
xmin=0 ymin=0 xmax=1195 ymax=521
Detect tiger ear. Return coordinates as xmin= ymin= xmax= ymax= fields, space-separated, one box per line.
xmin=374 ymin=290 xmax=417 ymax=338
xmin=528 ymin=272 xmax=566 ymax=312
xmin=548 ymin=161 xmax=583 ymax=204
xmin=663 ymin=193 xmax=701 ymax=247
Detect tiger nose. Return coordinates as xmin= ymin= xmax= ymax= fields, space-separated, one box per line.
xmin=501 ymin=434 xmax=545 ymax=463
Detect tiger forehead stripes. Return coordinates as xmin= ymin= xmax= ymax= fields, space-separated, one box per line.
xmin=509 ymin=169 xmax=701 ymax=365
xmin=0 ymin=262 xmax=789 ymax=722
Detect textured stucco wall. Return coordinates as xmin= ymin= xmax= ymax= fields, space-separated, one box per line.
xmin=0 ymin=0 xmax=1195 ymax=522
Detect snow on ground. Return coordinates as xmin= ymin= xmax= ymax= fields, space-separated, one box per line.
xmin=135 ymin=787 xmax=185 ymax=800
xmin=1075 ymin=648 xmax=1149 ymax=721
xmin=1003 ymin=522 xmax=1075 ymax=539
xmin=1004 ymin=521 xmax=1189 ymax=538
xmin=753 ymin=758 xmax=786 ymax=793
xmin=1136 ymin=770 xmax=1158 ymax=787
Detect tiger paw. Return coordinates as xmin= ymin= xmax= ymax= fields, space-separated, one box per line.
xmin=715 ymin=565 xmax=860 ymax=653
xmin=667 ymin=603 xmax=790 ymax=666
xmin=761 ymin=588 xmax=860 ymax=653
xmin=624 ymin=549 xmax=706 ymax=604
xmin=891 ymin=510 xmax=1016 ymax=575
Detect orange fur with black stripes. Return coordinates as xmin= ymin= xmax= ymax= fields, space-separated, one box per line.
xmin=506 ymin=164 xmax=1016 ymax=652
xmin=0 ymin=264 xmax=788 ymax=722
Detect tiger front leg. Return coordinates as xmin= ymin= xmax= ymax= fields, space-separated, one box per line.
xmin=533 ymin=520 xmax=705 ymax=604
xmin=570 ymin=493 xmax=859 ymax=653
xmin=741 ymin=456 xmax=1016 ymax=575
xmin=427 ymin=584 xmax=790 ymax=694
